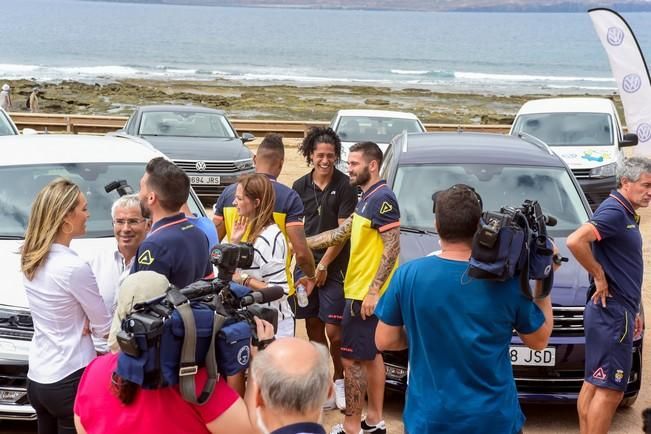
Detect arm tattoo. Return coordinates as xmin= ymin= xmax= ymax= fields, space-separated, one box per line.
xmin=344 ymin=361 xmax=366 ymax=417
xmin=371 ymin=227 xmax=400 ymax=291
xmin=306 ymin=216 xmax=353 ymax=250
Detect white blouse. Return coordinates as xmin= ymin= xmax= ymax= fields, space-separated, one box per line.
xmin=24 ymin=244 xmax=111 ymax=384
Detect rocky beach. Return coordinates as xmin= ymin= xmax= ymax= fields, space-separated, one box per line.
xmin=3 ymin=78 xmax=624 ymax=125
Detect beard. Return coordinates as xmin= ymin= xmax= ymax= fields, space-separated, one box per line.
xmin=350 ymin=166 xmax=371 ymax=187
xmin=139 ymin=196 xmax=151 ymax=216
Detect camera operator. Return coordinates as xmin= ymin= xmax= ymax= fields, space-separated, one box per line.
xmin=374 ymin=184 xmax=556 ymax=434
xmin=75 ymin=271 xmax=262 ymax=434
xmin=247 ymin=337 xmax=332 ymax=434
xmin=89 ymin=194 xmax=151 ymax=353
xmin=567 ymin=156 xmax=651 ymax=434
xmin=132 ymin=157 xmax=212 ymax=287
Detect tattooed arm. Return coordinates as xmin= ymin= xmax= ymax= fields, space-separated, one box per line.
xmin=360 ymin=226 xmax=400 ymax=320
xmin=306 ymin=215 xmax=353 ymax=250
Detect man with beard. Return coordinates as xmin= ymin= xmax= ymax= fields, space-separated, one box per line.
xmin=307 ymin=142 xmax=400 ymax=434
xmin=89 ymin=194 xmax=151 ymax=352
xmin=131 ymin=157 xmax=212 ymax=288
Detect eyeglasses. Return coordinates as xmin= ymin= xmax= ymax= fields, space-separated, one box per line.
xmin=112 ymin=218 xmax=147 ymax=228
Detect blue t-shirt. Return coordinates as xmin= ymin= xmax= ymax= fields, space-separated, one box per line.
xmin=589 ymin=190 xmax=643 ymax=314
xmin=375 ymin=255 xmax=544 ymax=434
xmin=131 ymin=213 xmax=212 ymax=288
xmin=187 ymin=215 xmax=219 ymax=253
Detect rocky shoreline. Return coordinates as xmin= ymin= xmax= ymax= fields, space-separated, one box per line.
xmin=4 ymin=78 xmax=623 ymax=125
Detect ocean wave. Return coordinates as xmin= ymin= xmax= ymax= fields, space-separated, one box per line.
xmin=455 ymin=71 xmax=615 ymax=83
xmin=391 ymin=69 xmax=429 ymax=75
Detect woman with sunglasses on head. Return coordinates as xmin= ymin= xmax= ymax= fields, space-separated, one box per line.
xmin=21 ymin=178 xmax=111 ymax=434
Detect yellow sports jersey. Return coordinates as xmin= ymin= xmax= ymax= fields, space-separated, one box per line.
xmin=344 ymin=181 xmax=400 ymax=300
xmin=213 ymin=175 xmax=305 ymax=294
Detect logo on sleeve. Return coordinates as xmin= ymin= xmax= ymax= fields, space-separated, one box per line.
xmin=379 ymin=201 xmax=393 ymax=215
xmin=614 ymin=369 xmax=624 ymax=383
xmin=592 ymin=367 xmax=607 ymax=381
xmin=138 ymin=250 xmax=154 ymax=265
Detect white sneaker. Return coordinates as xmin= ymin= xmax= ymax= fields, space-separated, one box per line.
xmin=335 ymin=378 xmax=346 ymax=410
xmin=329 ymin=424 xmax=363 ymax=434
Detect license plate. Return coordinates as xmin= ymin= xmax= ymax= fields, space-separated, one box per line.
xmin=509 ymin=346 xmax=555 ymax=366
xmin=190 ymin=175 xmax=220 ymax=185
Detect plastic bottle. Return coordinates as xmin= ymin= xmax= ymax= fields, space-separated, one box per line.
xmin=296 ymin=284 xmax=309 ymax=308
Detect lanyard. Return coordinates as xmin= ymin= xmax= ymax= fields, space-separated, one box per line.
xmin=150 ymin=217 xmax=189 ymax=236
xmin=608 ymin=194 xmax=640 ymax=224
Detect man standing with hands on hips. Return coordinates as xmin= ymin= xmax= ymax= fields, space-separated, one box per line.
xmin=568 ymin=156 xmax=651 ymax=434
xmin=307 ymin=141 xmax=400 ymax=434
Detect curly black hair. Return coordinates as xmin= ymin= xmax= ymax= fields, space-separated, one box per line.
xmin=298 ymin=127 xmax=342 ymax=166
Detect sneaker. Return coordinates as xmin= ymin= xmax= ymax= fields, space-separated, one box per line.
xmin=335 ymin=378 xmax=346 ymax=410
xmin=361 ymin=419 xmax=387 ymax=434
xmin=329 ymin=424 xmax=363 ymax=434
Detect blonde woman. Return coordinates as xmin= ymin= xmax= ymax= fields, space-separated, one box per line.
xmin=21 ymin=178 xmax=111 ymax=434
xmin=230 ymin=173 xmax=293 ymax=338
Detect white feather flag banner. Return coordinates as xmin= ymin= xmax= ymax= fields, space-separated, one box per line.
xmin=589 ymin=7 xmax=651 ymax=155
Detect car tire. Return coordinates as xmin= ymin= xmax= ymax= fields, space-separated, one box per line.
xmin=619 ymin=394 xmax=638 ymax=408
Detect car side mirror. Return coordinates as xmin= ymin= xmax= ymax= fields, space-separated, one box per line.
xmin=620 ymin=133 xmax=638 ymax=148
xmin=241 ymin=132 xmax=255 ymax=143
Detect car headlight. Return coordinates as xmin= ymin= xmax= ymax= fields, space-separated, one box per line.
xmin=234 ymin=159 xmax=254 ymax=171
xmin=589 ymin=162 xmax=616 ymax=178
xmin=0 ymin=305 xmax=33 ymax=341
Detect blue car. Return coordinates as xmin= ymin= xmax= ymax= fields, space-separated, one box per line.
xmin=380 ymin=132 xmax=643 ymax=406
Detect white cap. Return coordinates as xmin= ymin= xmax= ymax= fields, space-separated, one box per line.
xmin=1 ymin=84 xmax=9 ymax=91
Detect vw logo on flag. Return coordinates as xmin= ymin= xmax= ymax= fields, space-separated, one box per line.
xmin=637 ymin=123 xmax=651 ymax=143
xmin=622 ymin=74 xmax=642 ymax=93
xmin=195 ymin=161 xmax=207 ymax=172
xmin=607 ymin=27 xmax=625 ymax=46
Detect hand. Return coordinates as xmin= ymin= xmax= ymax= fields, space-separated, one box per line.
xmin=296 ymin=275 xmax=316 ymax=296
xmin=361 ymin=291 xmax=379 ymax=320
xmin=591 ymin=275 xmax=611 ymax=308
xmin=231 ymin=216 xmax=248 ymax=244
xmin=82 ymin=318 xmax=90 ymax=336
xmin=254 ymin=316 xmax=275 ymax=341
xmin=232 ymin=271 xmax=242 ymax=284
xmin=315 ymin=266 xmax=327 ymax=287
xmin=634 ymin=313 xmax=644 ymax=339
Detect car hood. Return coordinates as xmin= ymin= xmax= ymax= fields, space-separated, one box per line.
xmin=0 ymin=237 xmax=117 ymax=309
xmin=141 ymin=135 xmax=252 ymax=161
xmin=552 ymin=146 xmax=617 ymax=169
xmin=399 ymin=230 xmax=589 ymax=306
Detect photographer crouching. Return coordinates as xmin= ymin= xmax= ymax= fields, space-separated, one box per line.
xmin=375 ymin=184 xmax=559 ymax=434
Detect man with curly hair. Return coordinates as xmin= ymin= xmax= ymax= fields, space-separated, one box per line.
xmin=292 ymin=127 xmax=358 ymax=411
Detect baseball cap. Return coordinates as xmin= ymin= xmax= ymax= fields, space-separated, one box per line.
xmin=107 ymin=271 xmax=170 ymax=351
xmin=2 ymin=84 xmax=10 ymax=91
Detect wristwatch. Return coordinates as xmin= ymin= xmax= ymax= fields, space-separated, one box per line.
xmin=239 ymin=272 xmax=250 ymax=284
xmin=317 ymin=263 xmax=327 ymax=272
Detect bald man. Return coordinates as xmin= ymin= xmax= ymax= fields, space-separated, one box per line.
xmin=248 ymin=337 xmax=332 ymax=434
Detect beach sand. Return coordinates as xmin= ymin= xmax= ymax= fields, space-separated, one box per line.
xmin=4 ymin=78 xmax=624 ymax=126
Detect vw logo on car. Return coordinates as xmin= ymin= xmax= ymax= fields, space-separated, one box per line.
xmin=195 ymin=161 xmax=207 ymax=172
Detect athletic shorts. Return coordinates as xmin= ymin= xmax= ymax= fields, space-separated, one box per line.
xmin=291 ymin=271 xmax=345 ymax=325
xmin=341 ymin=299 xmax=379 ymax=361
xmin=584 ymin=299 xmax=635 ymax=392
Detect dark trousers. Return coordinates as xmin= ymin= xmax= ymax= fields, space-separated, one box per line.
xmin=27 ymin=367 xmax=85 ymax=434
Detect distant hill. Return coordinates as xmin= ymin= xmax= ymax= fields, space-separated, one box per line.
xmin=84 ymin=0 xmax=651 ymax=12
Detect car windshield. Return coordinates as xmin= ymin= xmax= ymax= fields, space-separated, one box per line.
xmin=335 ymin=116 xmax=424 ymax=143
xmin=139 ymin=111 xmax=235 ymax=138
xmin=0 ymin=163 xmax=147 ymax=239
xmin=393 ymin=164 xmax=589 ymax=237
xmin=512 ymin=113 xmax=613 ymax=146
xmin=0 ymin=112 xmax=16 ymax=136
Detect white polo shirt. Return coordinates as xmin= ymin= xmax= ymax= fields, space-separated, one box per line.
xmin=24 ymin=244 xmax=111 ymax=384
xmin=88 ymin=244 xmax=134 ymax=352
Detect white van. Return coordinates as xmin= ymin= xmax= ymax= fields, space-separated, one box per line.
xmin=510 ymin=97 xmax=637 ymax=209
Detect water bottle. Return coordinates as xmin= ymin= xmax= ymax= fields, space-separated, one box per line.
xmin=296 ymin=284 xmax=309 ymax=308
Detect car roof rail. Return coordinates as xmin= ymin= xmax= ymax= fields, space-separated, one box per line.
xmin=517 ymin=132 xmax=554 ymax=156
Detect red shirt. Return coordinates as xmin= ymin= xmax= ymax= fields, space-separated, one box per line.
xmin=74 ymin=353 xmax=238 ymax=434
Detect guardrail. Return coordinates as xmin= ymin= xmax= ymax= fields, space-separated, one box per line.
xmin=8 ymin=112 xmax=512 ymax=137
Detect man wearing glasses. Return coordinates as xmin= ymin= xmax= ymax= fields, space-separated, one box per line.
xmin=89 ymin=194 xmax=150 ymax=352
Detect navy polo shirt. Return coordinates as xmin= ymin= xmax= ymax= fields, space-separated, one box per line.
xmin=589 ymin=190 xmax=643 ymax=314
xmin=269 ymin=422 xmax=326 ymax=434
xmin=131 ymin=213 xmax=212 ymax=289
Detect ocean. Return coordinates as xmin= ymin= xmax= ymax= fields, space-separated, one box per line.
xmin=3 ymin=0 xmax=651 ymax=95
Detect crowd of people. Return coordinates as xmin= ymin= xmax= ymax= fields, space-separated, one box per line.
xmin=18 ymin=128 xmax=651 ymax=434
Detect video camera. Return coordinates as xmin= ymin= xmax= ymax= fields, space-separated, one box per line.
xmin=104 ymin=179 xmax=134 ymax=197
xmin=469 ymin=200 xmax=558 ymax=299
xmin=116 ymin=243 xmax=281 ymax=404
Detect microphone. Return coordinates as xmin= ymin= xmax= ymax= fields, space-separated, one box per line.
xmin=239 ymin=286 xmax=285 ymax=307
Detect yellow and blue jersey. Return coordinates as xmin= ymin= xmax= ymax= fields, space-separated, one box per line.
xmin=345 ymin=180 xmax=400 ymax=300
xmin=213 ymin=174 xmax=305 ymax=294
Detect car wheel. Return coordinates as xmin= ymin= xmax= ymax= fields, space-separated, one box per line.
xmin=620 ymin=394 xmax=638 ymax=408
